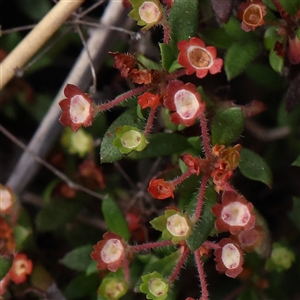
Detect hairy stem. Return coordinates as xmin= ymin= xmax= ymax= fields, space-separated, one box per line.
xmin=168 ymin=246 xmax=190 ymax=283
xmin=144 ymin=107 xmax=157 ymax=136
xmin=199 ymin=113 xmax=211 ymax=161
xmin=130 ymin=240 xmax=173 ymax=252
xmin=171 ymin=171 xmax=192 ymax=187
xmin=194 ymin=250 xmax=209 ymax=300
xmin=193 ymin=172 xmax=210 ymax=222
xmin=97 ymin=85 xmax=152 ymax=112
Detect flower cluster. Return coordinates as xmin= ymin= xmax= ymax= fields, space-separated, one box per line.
xmin=211 ymin=144 xmax=241 ymax=193
xmin=212 ymin=191 xmax=262 ymax=277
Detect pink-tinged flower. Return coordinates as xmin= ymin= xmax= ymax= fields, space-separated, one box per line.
xmin=178 ymin=37 xmax=223 ymax=78
xmin=0 ymin=275 xmax=10 ymax=296
xmin=164 ymin=80 xmax=206 ymax=127
xmin=91 ymin=232 xmax=127 ymax=272
xmin=181 ymin=153 xmax=202 ymax=175
xmin=231 ymin=226 xmax=265 ymax=252
xmin=59 ymin=84 xmax=95 ymax=132
xmin=0 ymin=184 xmax=15 ymax=215
xmin=148 ymin=178 xmax=175 ymax=200
xmin=237 ymin=0 xmax=266 ymax=32
xmin=9 ymin=253 xmax=33 ymax=284
xmin=211 ymin=191 xmax=256 ymax=234
xmin=288 ymin=36 xmax=300 ymax=65
xmin=214 ymin=238 xmax=244 ymax=278
xmin=138 ymin=92 xmax=161 ymax=109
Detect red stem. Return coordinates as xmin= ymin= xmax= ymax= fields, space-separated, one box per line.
xmin=144 ymin=107 xmax=157 ymax=136
xmin=272 ymin=0 xmax=286 ymax=16
xmin=193 ymin=172 xmax=210 ymax=222
xmin=203 ymin=241 xmax=220 ymax=250
xmin=168 ymin=246 xmax=190 ymax=283
xmin=166 ymin=68 xmax=187 ymax=81
xmin=199 ymin=113 xmax=211 ymax=161
xmin=96 ymin=85 xmax=152 ymax=112
xmin=162 ymin=21 xmax=171 ymax=44
xmin=171 ymin=171 xmax=192 ymax=187
xmin=194 ymin=250 xmax=209 ymax=300
xmin=130 ymin=240 xmax=173 ymax=252
xmin=123 ymin=257 xmax=130 ymax=283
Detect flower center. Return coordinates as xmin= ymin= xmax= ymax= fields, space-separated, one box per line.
xmin=121 ymin=130 xmax=142 ymax=148
xmin=70 ymin=95 xmax=91 ymax=124
xmin=0 ymin=189 xmax=12 ymax=211
xmin=106 ymin=279 xmax=125 ymax=298
xmin=15 ymin=260 xmax=28 ymax=275
xmin=221 ymin=201 xmax=251 ymax=226
xmin=167 ymin=214 xmax=189 ymax=237
xmin=174 ymin=89 xmax=200 ymax=120
xmin=221 ymin=243 xmax=241 ymax=269
xmin=148 ymin=278 xmax=167 ymax=297
xmin=101 ymin=239 xmax=124 ymax=264
xmin=139 ymin=1 xmax=161 ymax=24
xmin=187 ymin=46 xmax=213 ymax=69
xmin=243 ymin=4 xmax=262 ymax=26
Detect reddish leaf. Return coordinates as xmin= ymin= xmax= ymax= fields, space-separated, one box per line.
xmin=210 ymin=0 xmax=234 ymax=23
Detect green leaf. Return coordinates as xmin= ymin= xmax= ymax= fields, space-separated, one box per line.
xmin=292 ymin=154 xmax=300 ymax=167
xmin=137 ymin=53 xmax=161 ymax=70
xmin=264 ymin=27 xmax=280 ymax=50
xmin=64 ymin=273 xmax=100 ymax=300
xmin=14 ymin=225 xmax=32 ymax=250
xmin=128 ymin=133 xmax=190 ymax=159
xmin=262 ymin=0 xmax=277 ymax=11
xmin=100 ymin=108 xmax=145 ymax=163
xmin=102 ymin=196 xmax=130 ymax=240
xmin=269 ymin=47 xmax=284 ymax=73
xmin=86 ymin=260 xmax=98 ymax=276
xmin=212 ymin=108 xmax=244 ymax=146
xmin=136 ymin=251 xmax=180 ymax=291
xmin=239 ymin=148 xmax=273 ymax=187
xmin=169 ymin=0 xmax=199 ymax=54
xmin=225 ymin=41 xmax=260 ymax=80
xmin=288 ymin=197 xmax=300 ymax=231
xmin=36 ymin=199 xmax=81 ymax=231
xmin=245 ymin=63 xmax=286 ymax=92
xmin=223 ymin=16 xmax=251 ymax=41
xmin=60 ymin=245 xmax=94 ymax=271
xmin=159 ymin=43 xmax=176 ymax=71
xmin=186 ymin=184 xmax=217 ymax=251
xmin=279 ymin=0 xmax=300 ymax=15
xmin=200 ymin=28 xmax=233 ymax=50
xmin=0 ymin=254 xmax=13 ymax=280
